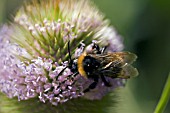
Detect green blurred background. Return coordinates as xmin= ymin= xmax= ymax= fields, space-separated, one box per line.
xmin=0 ymin=0 xmax=170 ymax=113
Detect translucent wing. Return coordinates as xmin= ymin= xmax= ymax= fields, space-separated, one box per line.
xmin=112 ymin=52 xmax=137 ymax=64
xmin=119 ymin=64 xmax=139 ymax=78
xmin=89 ymin=52 xmax=138 ymax=78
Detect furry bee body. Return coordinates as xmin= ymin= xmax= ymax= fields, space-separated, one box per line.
xmin=77 ymin=51 xmax=138 ymax=92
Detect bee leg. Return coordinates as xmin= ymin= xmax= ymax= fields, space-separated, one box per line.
xmin=56 ymin=66 xmax=68 ymax=80
xmin=101 ymin=75 xmax=112 ymax=87
xmin=69 ymin=72 xmax=79 ymax=79
xmin=83 ymin=77 xmax=99 ymax=93
xmin=101 ymin=46 xmax=107 ymax=53
xmin=66 ymin=72 xmax=79 ymax=85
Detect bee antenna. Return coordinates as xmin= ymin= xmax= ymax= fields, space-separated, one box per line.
xmin=57 ymin=41 xmax=72 ymax=78
xmin=68 ymin=41 xmax=73 ymax=65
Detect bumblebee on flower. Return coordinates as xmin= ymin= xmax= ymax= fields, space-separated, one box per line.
xmin=0 ymin=0 xmax=138 ymax=107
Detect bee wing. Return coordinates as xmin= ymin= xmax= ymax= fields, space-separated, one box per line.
xmin=115 ymin=52 xmax=137 ymax=64
xmin=118 ymin=52 xmax=138 ymax=78
xmin=120 ymin=64 xmax=139 ymax=78
xmin=90 ymin=52 xmax=137 ymax=64
xmin=88 ymin=52 xmax=138 ymax=78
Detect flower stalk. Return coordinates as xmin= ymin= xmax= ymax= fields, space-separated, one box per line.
xmin=154 ymin=73 xmax=170 ymax=113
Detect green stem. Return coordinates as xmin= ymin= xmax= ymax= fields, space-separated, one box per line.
xmin=154 ymin=73 xmax=170 ymax=113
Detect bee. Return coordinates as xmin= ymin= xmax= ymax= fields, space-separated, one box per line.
xmin=58 ymin=41 xmax=138 ymax=93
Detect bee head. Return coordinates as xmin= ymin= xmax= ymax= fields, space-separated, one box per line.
xmin=69 ymin=59 xmax=78 ymax=73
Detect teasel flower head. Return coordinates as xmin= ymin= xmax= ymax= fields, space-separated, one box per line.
xmin=0 ymin=0 xmax=130 ymax=112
